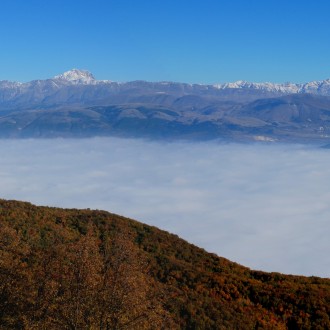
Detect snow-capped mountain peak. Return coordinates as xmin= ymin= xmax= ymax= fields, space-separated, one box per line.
xmin=212 ymin=80 xmax=306 ymax=94
xmin=54 ymin=69 xmax=96 ymax=84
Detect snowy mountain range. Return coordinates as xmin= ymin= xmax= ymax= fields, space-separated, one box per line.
xmin=2 ymin=68 xmax=330 ymax=97
xmin=48 ymin=69 xmax=330 ymax=96
xmin=51 ymin=69 xmax=330 ymax=96
xmin=1 ymin=69 xmax=330 ymax=143
xmin=213 ymin=79 xmax=330 ymax=95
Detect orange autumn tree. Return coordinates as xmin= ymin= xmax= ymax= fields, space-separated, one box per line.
xmin=0 ymin=223 xmax=167 ymax=329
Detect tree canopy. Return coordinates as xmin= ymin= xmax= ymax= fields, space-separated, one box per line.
xmin=0 ymin=199 xmax=329 ymax=329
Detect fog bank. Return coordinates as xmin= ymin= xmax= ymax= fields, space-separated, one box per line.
xmin=0 ymin=138 xmax=329 ymax=277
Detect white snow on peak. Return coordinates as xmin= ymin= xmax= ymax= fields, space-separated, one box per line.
xmin=0 ymin=80 xmax=23 ymax=88
xmin=54 ymin=69 xmax=97 ymax=84
xmin=212 ymin=78 xmax=330 ymax=95
xmin=213 ymin=80 xmax=301 ymax=94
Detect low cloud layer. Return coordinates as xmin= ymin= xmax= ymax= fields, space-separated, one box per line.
xmin=0 ymin=138 xmax=329 ymax=277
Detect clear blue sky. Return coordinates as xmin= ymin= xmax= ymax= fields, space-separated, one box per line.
xmin=1 ymin=0 xmax=330 ymax=84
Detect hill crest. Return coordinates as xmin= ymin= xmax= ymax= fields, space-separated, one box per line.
xmin=0 ymin=199 xmax=329 ymax=329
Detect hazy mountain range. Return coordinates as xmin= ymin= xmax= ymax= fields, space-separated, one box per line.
xmin=1 ymin=69 xmax=330 ymax=142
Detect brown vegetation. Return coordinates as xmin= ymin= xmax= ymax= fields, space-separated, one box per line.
xmin=0 ymin=199 xmax=329 ymax=329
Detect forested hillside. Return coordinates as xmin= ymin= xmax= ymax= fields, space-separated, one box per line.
xmin=0 ymin=199 xmax=329 ymax=329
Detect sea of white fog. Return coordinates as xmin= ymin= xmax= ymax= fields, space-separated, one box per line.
xmin=0 ymin=137 xmax=329 ymax=278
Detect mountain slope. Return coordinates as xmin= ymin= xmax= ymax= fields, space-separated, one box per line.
xmin=2 ymin=70 xmax=330 ymax=142
xmin=0 ymin=199 xmax=329 ymax=329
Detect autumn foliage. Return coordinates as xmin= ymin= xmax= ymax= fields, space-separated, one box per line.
xmin=0 ymin=199 xmax=329 ymax=329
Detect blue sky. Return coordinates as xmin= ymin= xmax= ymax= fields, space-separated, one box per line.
xmin=1 ymin=0 xmax=330 ymax=84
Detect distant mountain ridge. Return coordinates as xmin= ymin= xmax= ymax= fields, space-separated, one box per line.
xmin=3 ymin=69 xmax=330 ymax=95
xmin=1 ymin=69 xmax=330 ymax=142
